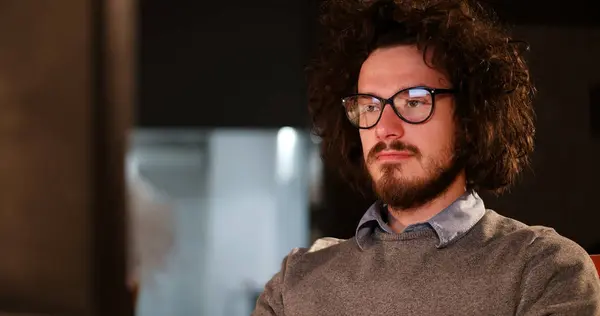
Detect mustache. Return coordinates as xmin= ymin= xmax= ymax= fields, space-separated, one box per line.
xmin=367 ymin=140 xmax=420 ymax=162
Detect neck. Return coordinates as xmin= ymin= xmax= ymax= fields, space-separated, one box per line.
xmin=387 ymin=172 xmax=467 ymax=233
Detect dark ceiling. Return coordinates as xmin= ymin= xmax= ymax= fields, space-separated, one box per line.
xmin=137 ymin=0 xmax=598 ymax=128
xmin=485 ymin=0 xmax=599 ymax=27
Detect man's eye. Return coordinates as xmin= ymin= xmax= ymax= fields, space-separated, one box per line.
xmin=406 ymin=100 xmax=426 ymax=108
xmin=360 ymin=104 xmax=380 ymax=113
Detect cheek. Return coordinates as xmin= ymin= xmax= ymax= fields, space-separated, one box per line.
xmin=404 ymin=114 xmax=449 ymax=147
xmin=418 ymin=122 xmax=456 ymax=158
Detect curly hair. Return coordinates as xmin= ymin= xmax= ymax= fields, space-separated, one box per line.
xmin=307 ymin=0 xmax=536 ymax=195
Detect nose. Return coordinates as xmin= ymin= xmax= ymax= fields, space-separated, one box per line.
xmin=374 ymin=103 xmax=405 ymax=141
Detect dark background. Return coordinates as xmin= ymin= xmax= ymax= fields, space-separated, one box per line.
xmin=139 ymin=0 xmax=316 ymax=128
xmin=138 ymin=0 xmax=599 ymax=128
xmin=139 ymin=0 xmax=600 ymax=251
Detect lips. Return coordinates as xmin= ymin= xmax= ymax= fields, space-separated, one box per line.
xmin=376 ymin=150 xmax=414 ymax=161
xmin=367 ymin=141 xmax=421 ymax=164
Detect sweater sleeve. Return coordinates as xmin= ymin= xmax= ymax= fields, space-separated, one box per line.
xmin=516 ymin=230 xmax=600 ymax=316
xmin=251 ymin=247 xmax=307 ymax=316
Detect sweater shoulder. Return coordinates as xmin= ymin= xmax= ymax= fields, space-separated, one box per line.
xmin=477 ymin=210 xmax=589 ymax=260
xmin=281 ymin=237 xmax=355 ymax=283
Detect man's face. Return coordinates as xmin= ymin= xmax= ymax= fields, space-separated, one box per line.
xmin=358 ymin=45 xmax=464 ymax=209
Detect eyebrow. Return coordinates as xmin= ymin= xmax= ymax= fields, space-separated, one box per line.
xmin=357 ymin=83 xmax=432 ymax=96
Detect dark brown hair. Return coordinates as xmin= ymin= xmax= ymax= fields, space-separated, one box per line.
xmin=307 ymin=0 xmax=536 ymax=195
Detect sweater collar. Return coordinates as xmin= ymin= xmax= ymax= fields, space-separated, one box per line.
xmin=355 ymin=190 xmax=486 ymax=250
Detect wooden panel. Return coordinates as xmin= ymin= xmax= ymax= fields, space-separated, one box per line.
xmin=0 ymin=0 xmax=135 ymax=314
xmin=591 ymin=85 xmax=600 ymax=138
xmin=0 ymin=1 xmax=92 ymax=313
xmin=91 ymin=0 xmax=137 ymax=314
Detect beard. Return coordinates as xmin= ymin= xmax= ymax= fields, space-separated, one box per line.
xmin=366 ymin=137 xmax=466 ymax=210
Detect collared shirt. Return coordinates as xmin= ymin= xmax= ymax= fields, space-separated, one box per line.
xmin=355 ymin=190 xmax=486 ymax=250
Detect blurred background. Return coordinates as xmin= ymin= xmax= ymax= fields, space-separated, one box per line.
xmin=0 ymin=0 xmax=599 ymax=315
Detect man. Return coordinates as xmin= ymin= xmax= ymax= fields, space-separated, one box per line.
xmin=253 ymin=0 xmax=600 ymax=315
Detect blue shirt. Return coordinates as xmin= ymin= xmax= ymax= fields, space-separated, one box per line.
xmin=355 ymin=190 xmax=486 ymax=250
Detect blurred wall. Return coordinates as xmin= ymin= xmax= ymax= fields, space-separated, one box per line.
xmin=129 ymin=129 xmax=311 ymax=316
xmin=202 ymin=129 xmax=309 ymax=316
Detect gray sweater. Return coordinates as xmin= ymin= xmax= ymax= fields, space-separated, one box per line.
xmin=253 ymin=210 xmax=600 ymax=315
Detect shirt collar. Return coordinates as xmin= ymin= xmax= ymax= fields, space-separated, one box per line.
xmin=355 ymin=190 xmax=486 ymax=250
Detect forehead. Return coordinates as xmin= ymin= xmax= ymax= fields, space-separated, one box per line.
xmin=357 ymin=45 xmax=449 ymax=97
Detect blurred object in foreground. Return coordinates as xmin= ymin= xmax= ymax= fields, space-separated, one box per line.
xmin=0 ymin=0 xmax=136 ymax=314
xmin=125 ymin=128 xmax=320 ymax=316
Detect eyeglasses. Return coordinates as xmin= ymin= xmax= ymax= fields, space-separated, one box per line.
xmin=341 ymin=86 xmax=457 ymax=129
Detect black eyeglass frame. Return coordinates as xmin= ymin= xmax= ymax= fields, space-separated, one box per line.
xmin=341 ymin=86 xmax=457 ymax=129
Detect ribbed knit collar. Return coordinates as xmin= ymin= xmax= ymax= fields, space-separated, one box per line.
xmin=372 ymin=225 xmax=437 ymax=241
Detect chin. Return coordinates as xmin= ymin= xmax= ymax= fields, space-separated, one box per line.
xmin=370 ymin=169 xmax=397 ymax=183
